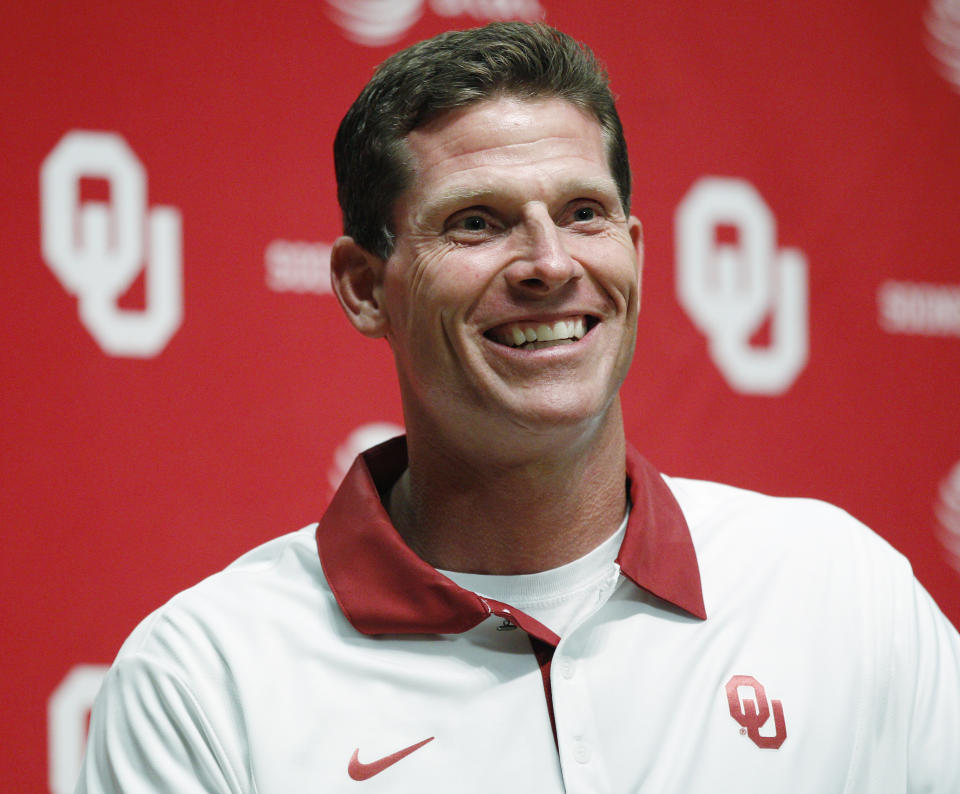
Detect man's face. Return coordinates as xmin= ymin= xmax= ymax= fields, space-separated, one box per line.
xmin=381 ymin=96 xmax=643 ymax=443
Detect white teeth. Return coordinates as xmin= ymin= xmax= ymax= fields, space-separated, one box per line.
xmin=492 ymin=317 xmax=589 ymax=347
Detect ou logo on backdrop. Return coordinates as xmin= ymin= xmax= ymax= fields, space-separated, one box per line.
xmin=40 ymin=131 xmax=183 ymax=358
xmin=48 ymin=665 xmax=108 ymax=794
xmin=328 ymin=422 xmax=405 ymax=491
xmin=935 ymin=459 xmax=960 ymax=573
xmin=676 ymin=177 xmax=809 ymax=395
xmin=325 ymin=0 xmax=544 ymax=47
xmin=926 ymin=0 xmax=960 ymax=94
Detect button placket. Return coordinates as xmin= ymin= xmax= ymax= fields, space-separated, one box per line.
xmin=551 ymin=620 xmax=616 ymax=793
xmin=573 ymin=742 xmax=592 ymax=764
xmin=552 ymin=636 xmax=593 ymax=788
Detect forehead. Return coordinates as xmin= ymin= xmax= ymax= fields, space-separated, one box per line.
xmin=402 ymin=97 xmax=615 ymax=207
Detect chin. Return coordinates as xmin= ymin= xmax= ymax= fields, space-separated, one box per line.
xmin=500 ymin=393 xmax=618 ymax=436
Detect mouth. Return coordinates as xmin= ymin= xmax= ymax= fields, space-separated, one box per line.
xmin=483 ymin=315 xmax=598 ymax=350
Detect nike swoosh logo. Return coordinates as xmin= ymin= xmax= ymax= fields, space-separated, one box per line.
xmin=347 ymin=736 xmax=435 ymax=781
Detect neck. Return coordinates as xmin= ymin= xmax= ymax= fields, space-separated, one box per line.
xmin=388 ymin=405 xmax=628 ymax=574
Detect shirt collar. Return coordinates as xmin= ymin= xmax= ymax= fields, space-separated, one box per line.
xmin=618 ymin=443 xmax=707 ymax=620
xmin=316 ymin=436 xmax=706 ymax=640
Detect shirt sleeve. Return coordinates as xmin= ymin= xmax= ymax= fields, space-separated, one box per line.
xmin=904 ymin=577 xmax=960 ymax=793
xmin=75 ymin=654 xmax=246 ymax=794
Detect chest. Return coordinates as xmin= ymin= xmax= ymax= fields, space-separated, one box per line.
xmin=231 ymin=598 xmax=882 ymax=794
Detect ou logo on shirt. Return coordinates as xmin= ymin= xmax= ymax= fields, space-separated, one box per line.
xmin=725 ymin=674 xmax=788 ymax=749
xmin=675 ymin=177 xmax=809 ymax=396
xmin=40 ymin=130 xmax=183 ymax=358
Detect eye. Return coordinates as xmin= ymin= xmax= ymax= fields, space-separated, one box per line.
xmin=459 ymin=215 xmax=487 ymax=231
xmin=564 ymin=201 xmax=606 ymax=228
xmin=444 ymin=208 xmax=499 ymax=243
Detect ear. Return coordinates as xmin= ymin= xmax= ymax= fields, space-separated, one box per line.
xmin=628 ymin=215 xmax=644 ymax=275
xmin=628 ymin=216 xmax=644 ymax=309
xmin=330 ymin=236 xmax=390 ymax=338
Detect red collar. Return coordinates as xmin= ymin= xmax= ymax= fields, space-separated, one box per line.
xmin=316 ymin=436 xmax=706 ymax=644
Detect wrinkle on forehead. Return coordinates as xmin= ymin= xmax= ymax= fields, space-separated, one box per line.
xmin=400 ymin=97 xmax=618 ymax=227
xmin=413 ymin=172 xmax=623 ymax=229
xmin=416 ymin=124 xmax=594 ymax=158
xmin=410 ymin=95 xmax=576 ymax=136
xmin=408 ymin=100 xmax=605 ymax=166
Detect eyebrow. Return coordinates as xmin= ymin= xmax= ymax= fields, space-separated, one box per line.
xmin=417 ymin=176 xmax=622 ymax=223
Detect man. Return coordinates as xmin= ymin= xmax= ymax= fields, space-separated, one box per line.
xmin=78 ymin=22 xmax=960 ymax=793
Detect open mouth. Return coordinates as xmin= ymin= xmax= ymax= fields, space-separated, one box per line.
xmin=484 ymin=315 xmax=598 ymax=350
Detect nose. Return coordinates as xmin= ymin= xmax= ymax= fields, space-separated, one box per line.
xmin=503 ymin=206 xmax=582 ymax=296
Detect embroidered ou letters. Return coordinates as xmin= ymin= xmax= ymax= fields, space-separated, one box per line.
xmin=725 ymin=674 xmax=787 ymax=749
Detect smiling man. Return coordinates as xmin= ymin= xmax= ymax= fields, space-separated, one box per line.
xmin=333 ymin=92 xmax=641 ymax=576
xmin=77 ymin=22 xmax=960 ymax=794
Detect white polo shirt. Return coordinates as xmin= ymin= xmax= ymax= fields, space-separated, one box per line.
xmin=77 ymin=437 xmax=960 ymax=793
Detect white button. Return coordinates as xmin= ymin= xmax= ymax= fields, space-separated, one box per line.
xmin=558 ymin=657 xmax=575 ymax=679
xmin=573 ymin=742 xmax=591 ymax=764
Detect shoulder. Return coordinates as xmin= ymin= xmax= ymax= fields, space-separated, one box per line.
xmin=663 ymin=474 xmax=909 ymax=577
xmin=114 ymin=524 xmax=335 ymax=675
xmin=80 ymin=528 xmax=328 ymax=793
xmin=660 ymin=475 xmax=921 ymax=654
xmin=661 ymin=476 xmax=960 ymax=789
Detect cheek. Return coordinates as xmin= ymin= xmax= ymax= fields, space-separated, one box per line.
xmin=606 ymin=238 xmax=641 ymax=297
xmin=403 ymin=249 xmax=493 ymax=318
xmin=572 ymin=240 xmax=639 ymax=304
xmin=384 ymin=249 xmax=458 ymax=343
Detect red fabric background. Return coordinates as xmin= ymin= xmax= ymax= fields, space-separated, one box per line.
xmin=2 ymin=1 xmax=958 ymax=790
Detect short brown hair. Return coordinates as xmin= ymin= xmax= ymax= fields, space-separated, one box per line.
xmin=334 ymin=22 xmax=631 ymax=260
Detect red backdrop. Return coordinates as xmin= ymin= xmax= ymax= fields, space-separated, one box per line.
xmin=3 ymin=1 xmax=958 ymax=791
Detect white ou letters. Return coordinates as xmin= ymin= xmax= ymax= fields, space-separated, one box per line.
xmin=40 ymin=131 xmax=183 ymax=357
xmin=328 ymin=422 xmax=405 ymax=491
xmin=675 ymin=177 xmax=809 ymax=395
xmin=325 ymin=0 xmax=544 ymax=47
xmin=325 ymin=0 xmax=424 ymax=47
xmin=48 ymin=665 xmax=108 ymax=794
xmin=936 ymin=460 xmax=960 ymax=573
